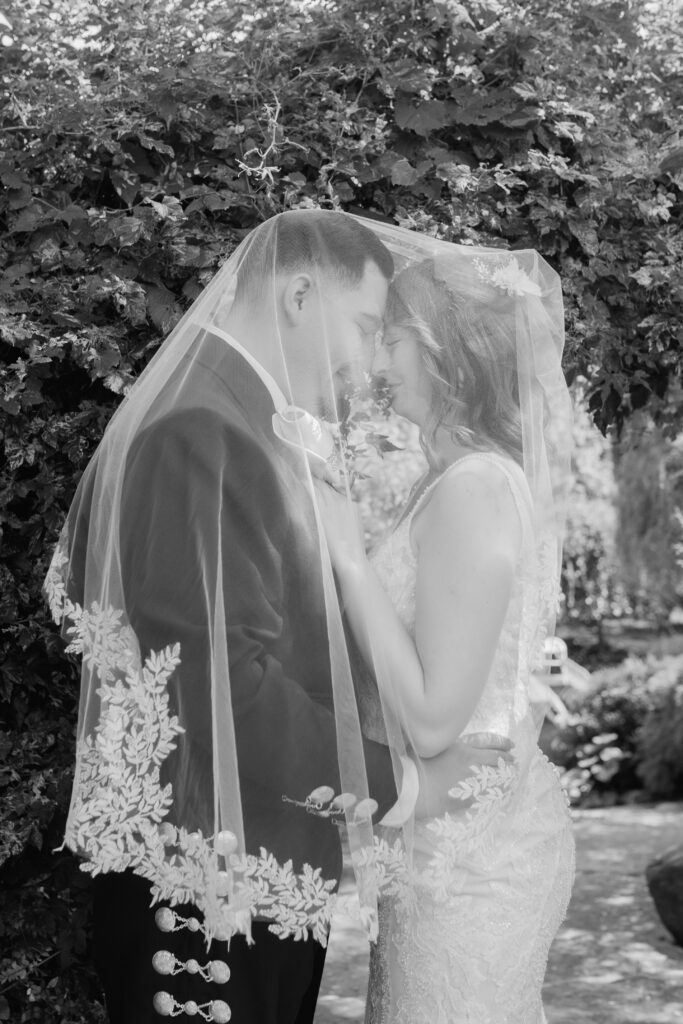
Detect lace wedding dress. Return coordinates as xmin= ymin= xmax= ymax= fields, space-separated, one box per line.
xmin=365 ymin=452 xmax=575 ymax=1024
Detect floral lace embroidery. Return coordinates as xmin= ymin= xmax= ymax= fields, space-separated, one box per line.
xmin=472 ymin=255 xmax=543 ymax=298
xmin=364 ymin=755 xmax=575 ymax=1024
xmin=51 ymin=538 xmax=516 ymax=952
xmin=46 ymin=541 xmax=340 ymax=947
xmin=47 ymin=534 xmax=524 ymax=957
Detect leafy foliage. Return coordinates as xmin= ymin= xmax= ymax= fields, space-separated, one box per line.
xmin=613 ymin=417 xmax=683 ymax=624
xmin=550 ymin=654 xmax=683 ymax=806
xmin=1 ymin=0 xmax=681 ymax=1016
xmin=552 ymin=656 xmax=661 ymax=804
xmin=637 ymin=666 xmax=683 ymax=799
xmin=562 ymin=395 xmax=623 ymax=623
xmin=0 ymin=708 xmax=106 ymax=1022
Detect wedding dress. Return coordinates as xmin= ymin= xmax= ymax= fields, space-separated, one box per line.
xmin=364 ymin=451 xmax=575 ymax=1024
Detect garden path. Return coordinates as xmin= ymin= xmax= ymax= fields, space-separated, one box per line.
xmin=313 ymin=803 xmax=683 ymax=1024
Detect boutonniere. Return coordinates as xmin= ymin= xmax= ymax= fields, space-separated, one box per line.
xmin=272 ymin=385 xmax=402 ymax=490
xmin=272 ymin=405 xmax=339 ymax=481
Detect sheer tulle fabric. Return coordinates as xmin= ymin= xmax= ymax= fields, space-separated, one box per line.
xmin=44 ymin=210 xmax=572 ymax=975
xmin=348 ymin=232 xmax=574 ymax=1023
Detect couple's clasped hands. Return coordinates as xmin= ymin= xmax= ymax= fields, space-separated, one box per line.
xmin=313 ymin=478 xmax=516 ymax=820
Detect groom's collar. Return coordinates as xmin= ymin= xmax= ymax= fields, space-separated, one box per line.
xmin=200 ymin=324 xmax=289 ymax=413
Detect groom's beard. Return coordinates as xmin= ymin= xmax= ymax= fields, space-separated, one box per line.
xmin=314 ymin=381 xmax=352 ymax=423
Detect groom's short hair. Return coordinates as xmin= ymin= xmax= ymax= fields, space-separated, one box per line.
xmin=233 ymin=209 xmax=394 ymax=305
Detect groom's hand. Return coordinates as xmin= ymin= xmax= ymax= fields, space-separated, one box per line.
xmin=413 ymin=732 xmax=515 ymax=820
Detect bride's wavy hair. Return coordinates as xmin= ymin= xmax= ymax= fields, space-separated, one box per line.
xmin=385 ymin=258 xmax=524 ymax=470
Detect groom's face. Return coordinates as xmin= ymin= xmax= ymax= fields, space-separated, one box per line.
xmin=286 ymin=259 xmax=389 ymax=418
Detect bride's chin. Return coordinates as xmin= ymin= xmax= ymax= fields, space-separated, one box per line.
xmin=392 ymin=400 xmax=421 ymax=427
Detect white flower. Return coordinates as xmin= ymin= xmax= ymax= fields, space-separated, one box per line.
xmin=473 ymin=257 xmax=542 ymax=298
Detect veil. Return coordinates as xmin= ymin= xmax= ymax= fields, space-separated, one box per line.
xmin=338 ymin=221 xmax=572 ymax=907
xmin=44 ymin=210 xmax=571 ymax=996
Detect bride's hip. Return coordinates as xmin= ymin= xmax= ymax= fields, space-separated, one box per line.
xmin=410 ymin=748 xmax=573 ymax=866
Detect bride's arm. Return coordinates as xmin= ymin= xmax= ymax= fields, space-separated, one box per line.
xmin=317 ymin=466 xmax=521 ymax=759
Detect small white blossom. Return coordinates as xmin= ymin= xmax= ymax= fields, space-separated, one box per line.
xmin=473 ymin=256 xmax=542 ymax=297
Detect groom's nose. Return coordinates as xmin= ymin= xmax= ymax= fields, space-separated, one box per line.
xmin=358 ymin=334 xmax=376 ymax=373
xmin=371 ymin=344 xmax=389 ymax=377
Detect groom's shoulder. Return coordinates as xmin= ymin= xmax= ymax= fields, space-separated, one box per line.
xmin=131 ymin=406 xmax=294 ymax=529
xmin=153 ymin=404 xmax=271 ymax=462
xmin=154 ymin=399 xmax=251 ymax=440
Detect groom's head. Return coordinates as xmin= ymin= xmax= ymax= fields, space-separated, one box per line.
xmin=233 ymin=210 xmax=393 ymax=415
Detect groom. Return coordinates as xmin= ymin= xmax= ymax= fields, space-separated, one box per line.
xmin=90 ymin=210 xmax=512 ymax=1024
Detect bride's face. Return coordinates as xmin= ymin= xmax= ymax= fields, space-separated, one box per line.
xmin=372 ymin=323 xmax=433 ymax=426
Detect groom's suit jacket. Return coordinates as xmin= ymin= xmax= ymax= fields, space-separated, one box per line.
xmin=115 ymin=332 xmax=398 ymax=884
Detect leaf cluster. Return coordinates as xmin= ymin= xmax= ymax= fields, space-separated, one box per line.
xmin=0 ymin=0 xmax=681 ymax=1015
xmin=551 ymin=653 xmax=683 ymax=805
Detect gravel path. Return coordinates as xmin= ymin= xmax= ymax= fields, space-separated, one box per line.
xmin=314 ymin=803 xmax=683 ymax=1024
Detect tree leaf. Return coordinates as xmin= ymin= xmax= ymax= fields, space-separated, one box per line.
xmin=394 ymin=97 xmax=451 ymax=136
xmin=450 ymin=88 xmax=539 ymax=128
xmin=145 ymin=284 xmax=182 ymax=333
xmin=10 ymin=204 xmax=47 ymax=234
xmin=111 ymin=170 xmax=140 ymax=207
xmin=7 ymin=185 xmax=32 ymax=211
xmin=659 ymin=147 xmax=683 ymax=177
xmin=381 ymin=60 xmax=433 ymax=96
xmin=112 ymin=217 xmax=146 ymax=248
xmin=144 ymin=196 xmax=184 ymax=221
xmin=390 ymin=158 xmax=420 ymax=186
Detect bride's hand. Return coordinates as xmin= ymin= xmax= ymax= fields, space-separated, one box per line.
xmin=313 ymin=479 xmax=367 ymax=572
xmin=414 ymin=732 xmax=515 ymax=819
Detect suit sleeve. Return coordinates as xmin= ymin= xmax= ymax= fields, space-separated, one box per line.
xmin=121 ymin=408 xmax=399 ymax=818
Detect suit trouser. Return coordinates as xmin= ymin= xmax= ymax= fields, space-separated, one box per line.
xmin=92 ymin=871 xmax=328 ymax=1024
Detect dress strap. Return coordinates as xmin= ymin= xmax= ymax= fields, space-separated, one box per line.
xmin=408 ymin=451 xmax=535 ymax=540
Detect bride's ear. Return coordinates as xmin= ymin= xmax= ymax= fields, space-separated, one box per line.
xmin=282 ymin=273 xmax=314 ymax=327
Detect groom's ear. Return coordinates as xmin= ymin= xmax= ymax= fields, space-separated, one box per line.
xmin=282 ymin=273 xmax=314 ymax=327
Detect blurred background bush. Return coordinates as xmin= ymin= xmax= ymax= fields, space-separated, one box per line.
xmin=1 ymin=0 xmax=681 ymax=1018
xmin=544 ymin=654 xmax=683 ymax=806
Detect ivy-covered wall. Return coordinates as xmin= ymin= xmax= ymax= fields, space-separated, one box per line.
xmin=1 ymin=1 xmax=681 ymax=1018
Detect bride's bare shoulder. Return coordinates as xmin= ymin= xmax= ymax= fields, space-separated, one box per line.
xmin=412 ymin=455 xmax=521 ymax=549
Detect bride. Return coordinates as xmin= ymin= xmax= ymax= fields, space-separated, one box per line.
xmin=316 ymin=253 xmax=576 ymax=1024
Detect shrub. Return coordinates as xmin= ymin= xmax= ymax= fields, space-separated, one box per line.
xmin=562 ymin=397 xmax=623 ymax=624
xmin=614 ymin=421 xmax=683 ymax=626
xmin=552 ymin=653 xmax=683 ymax=805
xmin=636 ymin=663 xmax=683 ymax=799
xmin=0 ymin=709 xmax=105 ymax=1023
xmin=1 ymin=0 xmax=681 ymax=1015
